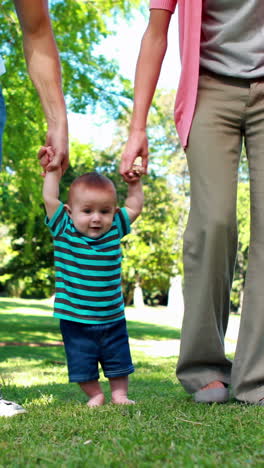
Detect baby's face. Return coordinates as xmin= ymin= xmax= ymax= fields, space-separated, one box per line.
xmin=67 ymin=185 xmax=117 ymax=239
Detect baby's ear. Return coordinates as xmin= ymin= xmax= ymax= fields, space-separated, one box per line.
xmin=64 ymin=204 xmax=72 ymax=217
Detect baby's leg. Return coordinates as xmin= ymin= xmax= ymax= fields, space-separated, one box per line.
xmin=109 ymin=376 xmax=135 ymax=405
xmin=79 ymin=380 xmax=105 ymax=407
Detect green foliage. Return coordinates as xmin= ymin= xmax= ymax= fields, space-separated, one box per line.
xmin=90 ymin=129 xmax=185 ymax=305
xmin=50 ymin=0 xmax=137 ymax=115
xmin=231 ymin=182 xmax=250 ymax=311
xmin=1 ymin=87 xmax=187 ymax=302
xmin=0 ymin=140 xmax=96 ymax=298
xmin=0 ymin=2 xmax=253 ymax=308
xmin=0 ymin=66 xmax=252 ymax=308
xmin=0 ymin=0 xmax=140 ymax=297
xmin=122 ymin=174 xmax=181 ymax=305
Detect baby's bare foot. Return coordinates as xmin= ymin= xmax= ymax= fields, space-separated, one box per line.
xmin=111 ymin=396 xmax=135 ymax=405
xmin=87 ymin=394 xmax=105 ymax=408
xmin=201 ymin=380 xmax=225 ymax=391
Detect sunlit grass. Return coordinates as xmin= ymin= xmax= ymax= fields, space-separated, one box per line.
xmin=0 ymin=297 xmax=263 ymax=467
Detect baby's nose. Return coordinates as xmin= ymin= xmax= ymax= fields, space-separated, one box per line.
xmin=91 ymin=212 xmax=101 ymax=222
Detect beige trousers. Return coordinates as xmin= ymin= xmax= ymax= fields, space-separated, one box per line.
xmin=176 ymin=70 xmax=264 ymax=403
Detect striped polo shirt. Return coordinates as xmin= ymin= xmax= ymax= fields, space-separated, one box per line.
xmin=46 ymin=203 xmax=131 ymax=324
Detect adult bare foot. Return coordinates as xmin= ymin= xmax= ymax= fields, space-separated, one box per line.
xmin=194 ymin=380 xmax=229 ymax=403
xmin=200 ymin=380 xmax=225 ymax=391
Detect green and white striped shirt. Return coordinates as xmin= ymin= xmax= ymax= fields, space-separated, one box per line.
xmin=46 ymin=203 xmax=131 ymax=324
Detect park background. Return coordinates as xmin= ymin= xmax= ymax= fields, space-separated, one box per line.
xmin=0 ymin=1 xmax=262 ymax=467
xmin=0 ymin=0 xmax=250 ymax=311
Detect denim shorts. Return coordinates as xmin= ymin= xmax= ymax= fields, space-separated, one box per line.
xmin=0 ymin=88 xmax=6 ymax=169
xmin=60 ymin=318 xmax=134 ymax=382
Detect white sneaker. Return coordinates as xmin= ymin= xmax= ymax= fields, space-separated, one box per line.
xmin=0 ymin=398 xmax=27 ymax=417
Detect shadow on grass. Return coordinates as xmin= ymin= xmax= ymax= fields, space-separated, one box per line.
xmin=1 ymin=361 xmax=181 ymax=407
xmin=127 ymin=321 xmax=181 ymax=340
xmin=0 ymin=313 xmax=60 ymax=343
xmin=0 ymin=301 xmax=52 ymax=312
xmin=0 ymin=343 xmax=66 ymax=365
xmin=0 ymin=312 xmax=180 ymax=345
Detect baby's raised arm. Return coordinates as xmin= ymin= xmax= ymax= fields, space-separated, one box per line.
xmin=125 ymin=179 xmax=144 ymax=224
xmin=41 ymin=148 xmax=62 ymax=219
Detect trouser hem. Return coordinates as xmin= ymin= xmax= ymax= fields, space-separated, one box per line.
xmin=177 ymin=371 xmax=231 ymax=394
xmin=234 ymin=387 xmax=264 ymax=404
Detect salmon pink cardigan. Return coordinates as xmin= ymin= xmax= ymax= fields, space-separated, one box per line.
xmin=150 ymin=0 xmax=202 ymax=148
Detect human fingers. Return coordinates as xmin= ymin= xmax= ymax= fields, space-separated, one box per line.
xmin=141 ymin=152 xmax=149 ymax=175
xmin=120 ymin=130 xmax=149 ymax=181
xmin=120 ymin=149 xmax=136 ymax=178
xmin=61 ymin=152 xmax=69 ymax=174
xmin=131 ymin=156 xmax=145 ymax=176
xmin=46 ymin=152 xmax=68 ymax=174
xmin=45 ymin=127 xmax=69 ymax=174
xmin=38 ymin=148 xmax=49 ymax=176
xmin=38 ymin=146 xmax=47 ymax=161
xmin=121 ymin=153 xmax=148 ymax=182
xmin=120 ymin=147 xmax=147 ymax=181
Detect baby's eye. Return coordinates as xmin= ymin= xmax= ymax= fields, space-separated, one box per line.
xmin=101 ymin=209 xmax=110 ymax=214
xmin=84 ymin=209 xmax=91 ymax=214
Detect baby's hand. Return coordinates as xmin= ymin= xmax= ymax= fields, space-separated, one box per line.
xmin=38 ymin=146 xmax=55 ymax=176
xmin=128 ymin=157 xmax=144 ymax=181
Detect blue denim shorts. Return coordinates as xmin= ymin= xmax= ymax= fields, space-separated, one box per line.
xmin=60 ymin=318 xmax=134 ymax=382
xmin=0 ymin=88 xmax=6 ymax=169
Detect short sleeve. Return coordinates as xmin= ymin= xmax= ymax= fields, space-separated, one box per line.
xmin=114 ymin=207 xmax=131 ymax=239
xmin=149 ymin=0 xmax=177 ymax=13
xmin=45 ymin=202 xmax=69 ymax=238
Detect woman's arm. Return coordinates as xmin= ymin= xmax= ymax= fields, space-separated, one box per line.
xmin=120 ymin=9 xmax=173 ymax=182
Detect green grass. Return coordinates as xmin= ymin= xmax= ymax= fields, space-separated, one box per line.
xmin=0 ymin=298 xmax=263 ymax=468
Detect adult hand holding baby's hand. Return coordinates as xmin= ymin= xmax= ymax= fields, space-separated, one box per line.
xmin=120 ymin=129 xmax=148 ymax=182
xmin=131 ymin=156 xmax=144 ymax=178
xmin=38 ymin=146 xmax=55 ymax=177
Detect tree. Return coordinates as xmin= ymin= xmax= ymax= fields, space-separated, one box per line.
xmin=231 ymin=181 xmax=250 ymax=312
xmin=95 ymin=91 xmax=188 ymax=305
xmin=0 ymin=0 xmax=142 ymax=295
xmin=122 ymin=174 xmax=181 ymax=305
xmin=88 ymin=141 xmax=182 ymax=306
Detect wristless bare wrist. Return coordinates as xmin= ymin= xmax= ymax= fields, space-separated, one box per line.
xmin=129 ymin=125 xmax=147 ymax=133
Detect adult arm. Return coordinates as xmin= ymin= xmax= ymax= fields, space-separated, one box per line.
xmin=14 ymin=0 xmax=69 ymax=172
xmin=125 ymin=179 xmax=144 ymax=224
xmin=120 ymin=9 xmax=172 ymax=182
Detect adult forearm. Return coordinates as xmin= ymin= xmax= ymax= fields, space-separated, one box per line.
xmin=130 ymin=10 xmax=172 ymax=131
xmin=14 ymin=0 xmax=67 ymax=127
xmin=120 ymin=30 xmax=167 ymax=181
xmin=14 ymin=0 xmax=69 ymax=171
xmin=24 ymin=32 xmax=67 ymax=129
xmin=120 ymin=9 xmax=172 ymax=182
xmin=131 ymin=36 xmax=167 ymax=130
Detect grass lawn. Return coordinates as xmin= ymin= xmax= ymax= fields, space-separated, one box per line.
xmin=0 ymin=298 xmax=263 ymax=468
